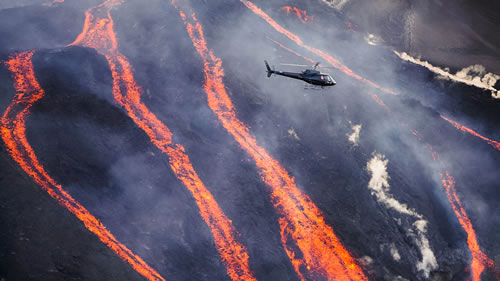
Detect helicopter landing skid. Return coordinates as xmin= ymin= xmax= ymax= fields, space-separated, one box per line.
xmin=304 ymin=84 xmax=324 ymax=90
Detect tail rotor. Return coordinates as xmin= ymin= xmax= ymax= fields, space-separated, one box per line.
xmin=264 ymin=60 xmax=273 ymax=77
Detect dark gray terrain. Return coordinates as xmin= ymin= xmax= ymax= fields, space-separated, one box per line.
xmin=1 ymin=0 xmax=499 ymax=280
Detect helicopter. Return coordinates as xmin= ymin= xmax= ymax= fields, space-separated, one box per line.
xmin=264 ymin=60 xmax=336 ymax=88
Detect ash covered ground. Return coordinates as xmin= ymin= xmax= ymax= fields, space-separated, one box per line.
xmin=0 ymin=0 xmax=499 ymax=281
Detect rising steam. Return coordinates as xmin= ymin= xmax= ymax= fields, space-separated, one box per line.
xmin=69 ymin=1 xmax=258 ymax=280
xmin=319 ymin=0 xmax=350 ymax=10
xmin=394 ymin=51 xmax=500 ymax=98
xmin=1 ymin=51 xmax=165 ymax=281
xmin=367 ymin=153 xmax=437 ymax=277
xmin=347 ymin=123 xmax=361 ymax=146
xmin=173 ymin=1 xmax=369 ymax=279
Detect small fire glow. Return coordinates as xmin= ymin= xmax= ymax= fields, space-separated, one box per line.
xmin=280 ymin=6 xmax=312 ymax=23
xmin=344 ymin=21 xmax=354 ymax=30
xmin=368 ymin=93 xmax=391 ymax=112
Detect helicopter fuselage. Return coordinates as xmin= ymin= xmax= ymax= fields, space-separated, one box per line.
xmin=273 ymin=69 xmax=336 ymax=86
xmin=265 ymin=61 xmax=336 ymax=87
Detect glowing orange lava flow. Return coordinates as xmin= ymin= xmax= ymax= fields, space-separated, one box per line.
xmin=1 ymin=51 xmax=165 ymax=281
xmin=173 ymin=4 xmax=368 ymax=281
xmin=266 ymin=10 xmax=498 ymax=280
xmin=241 ymin=0 xmax=396 ymax=96
xmin=280 ymin=6 xmax=312 ymax=23
xmin=440 ymin=115 xmax=500 ymax=152
xmin=69 ymin=1 xmax=256 ymax=280
xmin=440 ymin=172 xmax=497 ymax=281
xmin=407 ymin=127 xmax=498 ymax=280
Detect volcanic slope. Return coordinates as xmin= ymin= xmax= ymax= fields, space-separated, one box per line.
xmin=24 ymin=46 xmax=254 ymax=281
xmin=67 ymin=0 xmax=260 ymax=280
xmin=1 ymin=0 xmax=500 ymax=280
xmin=167 ymin=1 xmax=500 ymax=280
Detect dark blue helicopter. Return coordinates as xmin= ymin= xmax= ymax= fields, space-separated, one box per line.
xmin=265 ymin=60 xmax=336 ymax=87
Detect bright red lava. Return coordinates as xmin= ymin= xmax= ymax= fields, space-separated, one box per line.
xmin=440 ymin=115 xmax=500 ymax=151
xmin=1 ymin=51 xmax=165 ymax=281
xmin=440 ymin=172 xmax=497 ymax=281
xmin=70 ymin=1 xmax=257 ymax=280
xmin=241 ymin=0 xmax=396 ymax=96
xmin=344 ymin=21 xmax=354 ymax=30
xmin=250 ymin=2 xmax=500 ymax=278
xmin=402 ymin=128 xmax=498 ymax=280
xmin=173 ymin=3 xmax=368 ymax=280
xmin=270 ymin=27 xmax=499 ymax=279
xmin=280 ymin=6 xmax=312 ymax=23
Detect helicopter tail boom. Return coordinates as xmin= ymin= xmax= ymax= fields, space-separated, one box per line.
xmin=264 ymin=60 xmax=273 ymax=77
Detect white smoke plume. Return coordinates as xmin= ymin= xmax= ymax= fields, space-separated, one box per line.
xmin=319 ymin=0 xmax=350 ymax=10
xmin=412 ymin=220 xmax=437 ymax=275
xmin=347 ymin=123 xmax=361 ymax=146
xmin=367 ymin=153 xmax=437 ymax=277
xmin=394 ymin=51 xmax=500 ymax=98
xmin=366 ymin=154 xmax=421 ymax=217
xmin=364 ymin=34 xmax=382 ymax=46
xmin=389 ymin=242 xmax=401 ymax=262
xmin=288 ymin=127 xmax=300 ymax=140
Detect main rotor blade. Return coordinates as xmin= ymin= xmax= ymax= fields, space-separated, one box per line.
xmin=280 ymin=63 xmax=309 ymax=67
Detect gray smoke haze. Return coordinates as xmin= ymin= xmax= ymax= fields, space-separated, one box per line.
xmin=1 ymin=0 xmax=499 ymax=280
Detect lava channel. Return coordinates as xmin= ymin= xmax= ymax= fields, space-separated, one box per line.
xmin=172 ymin=3 xmax=368 ymax=280
xmin=265 ymin=8 xmax=499 ymax=280
xmin=1 ymin=51 xmax=165 ymax=281
xmin=440 ymin=115 xmax=500 ymax=152
xmin=241 ymin=0 xmax=396 ymax=96
xmin=440 ymin=172 xmax=498 ymax=281
xmin=69 ymin=1 xmax=257 ymax=280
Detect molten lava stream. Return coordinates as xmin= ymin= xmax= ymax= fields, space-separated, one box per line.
xmin=440 ymin=115 xmax=500 ymax=152
xmin=440 ymin=172 xmax=497 ymax=281
xmin=240 ymin=0 xmax=396 ymax=96
xmin=391 ymin=130 xmax=498 ymax=280
xmin=1 ymin=51 xmax=165 ymax=281
xmin=266 ymin=10 xmax=499 ymax=279
xmin=69 ymin=1 xmax=257 ymax=280
xmin=172 ymin=3 xmax=368 ymax=280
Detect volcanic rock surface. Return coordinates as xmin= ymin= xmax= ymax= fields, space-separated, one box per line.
xmin=1 ymin=0 xmax=499 ymax=281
